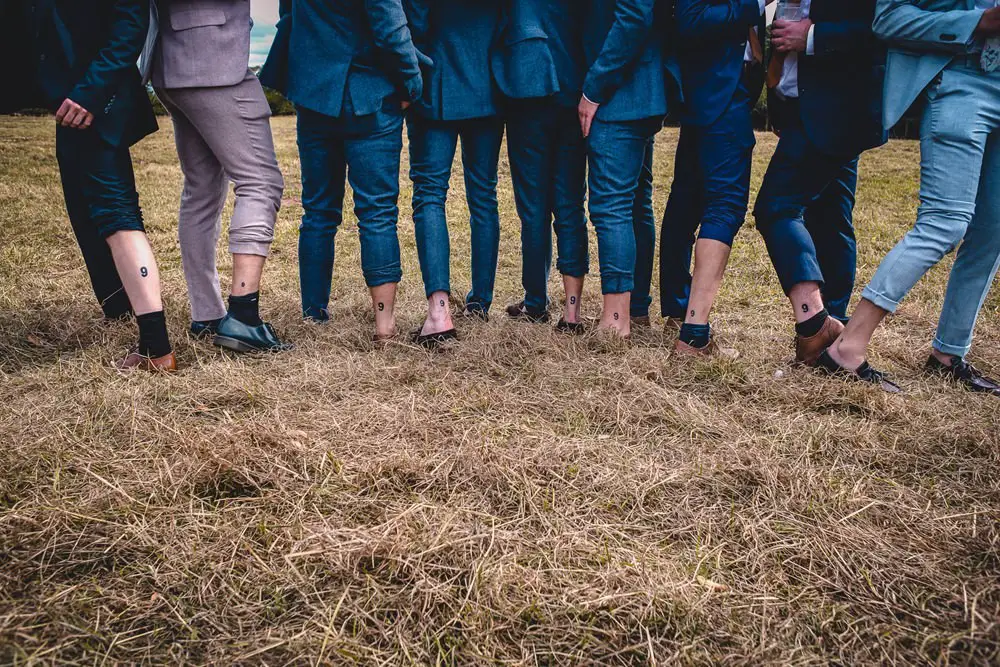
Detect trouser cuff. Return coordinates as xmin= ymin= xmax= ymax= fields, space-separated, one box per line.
xmin=932 ymin=337 xmax=972 ymax=359
xmin=860 ymin=286 xmax=900 ymax=314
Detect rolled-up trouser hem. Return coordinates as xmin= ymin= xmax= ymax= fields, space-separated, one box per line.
xmin=932 ymin=337 xmax=972 ymax=358
xmin=98 ymin=214 xmax=145 ymax=239
xmin=557 ymin=266 xmax=589 ymax=279
xmin=364 ymin=270 xmax=403 ymax=289
xmin=601 ymin=274 xmax=633 ymax=295
xmin=230 ymin=241 xmax=271 ymax=257
xmin=423 ymin=284 xmax=451 ymax=299
xmin=697 ymin=219 xmax=742 ymax=248
xmin=860 ymin=287 xmax=901 ymax=314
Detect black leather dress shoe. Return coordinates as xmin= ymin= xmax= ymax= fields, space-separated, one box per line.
xmin=411 ymin=327 xmax=458 ymax=349
xmin=190 ymin=318 xmax=223 ymax=339
xmin=506 ymin=301 xmax=550 ymax=324
xmin=816 ymin=350 xmax=902 ymax=393
xmin=213 ymin=314 xmax=292 ymax=353
xmin=926 ymin=355 xmax=1000 ymax=396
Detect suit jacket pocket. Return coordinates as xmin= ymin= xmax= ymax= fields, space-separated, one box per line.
xmin=170 ymin=9 xmax=227 ymax=31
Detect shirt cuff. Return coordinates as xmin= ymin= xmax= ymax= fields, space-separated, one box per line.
xmin=806 ymin=24 xmax=815 ymax=55
xmin=583 ymin=93 xmax=599 ymax=106
xmin=758 ymin=0 xmax=766 ymax=14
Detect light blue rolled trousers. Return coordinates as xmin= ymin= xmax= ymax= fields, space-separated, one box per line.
xmin=862 ymin=62 xmax=1000 ymax=358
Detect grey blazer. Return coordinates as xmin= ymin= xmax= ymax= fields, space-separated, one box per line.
xmin=151 ymin=0 xmax=252 ymax=89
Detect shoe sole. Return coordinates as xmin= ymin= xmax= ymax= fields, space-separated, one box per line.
xmin=213 ymin=336 xmax=293 ymax=354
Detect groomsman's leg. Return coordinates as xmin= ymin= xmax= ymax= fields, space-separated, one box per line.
xmin=157 ymin=90 xmax=229 ymax=328
xmin=408 ymin=115 xmax=459 ymax=336
xmin=56 ymin=127 xmax=132 ymax=320
xmin=506 ymin=101 xmax=557 ymax=321
xmin=295 ymin=105 xmax=347 ymax=323
xmin=551 ymin=108 xmax=590 ymax=328
xmin=587 ymin=116 xmax=662 ymax=337
xmin=460 ymin=117 xmax=505 ymax=318
xmin=804 ymin=160 xmax=859 ymax=323
xmin=344 ymin=107 xmax=407 ymax=339
xmin=659 ymin=125 xmax=700 ymax=326
xmin=631 ymin=138 xmax=656 ymax=324
xmin=754 ymin=117 xmax=858 ymax=364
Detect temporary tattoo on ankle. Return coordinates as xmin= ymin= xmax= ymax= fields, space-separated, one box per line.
xmin=689 ymin=309 xmax=695 ymax=318
xmin=613 ymin=312 xmax=619 ymax=321
xmin=140 ymin=266 xmax=148 ymax=277
xmin=569 ymin=296 xmax=577 ymax=305
xmin=377 ymin=302 xmax=385 ymax=312
xmin=802 ymin=304 xmax=809 ymax=313
xmin=439 ymin=299 xmax=445 ymax=308
xmin=241 ymin=282 xmax=246 ymax=288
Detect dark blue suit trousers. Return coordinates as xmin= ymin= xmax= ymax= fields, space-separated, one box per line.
xmin=753 ymin=99 xmax=860 ymax=322
xmin=506 ymin=99 xmax=589 ymax=311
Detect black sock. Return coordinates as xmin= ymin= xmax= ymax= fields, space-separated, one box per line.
xmin=679 ymin=322 xmax=711 ymax=349
xmin=795 ymin=309 xmax=829 ymax=338
xmin=137 ymin=311 xmax=172 ymax=358
xmin=229 ymin=291 xmax=263 ymax=327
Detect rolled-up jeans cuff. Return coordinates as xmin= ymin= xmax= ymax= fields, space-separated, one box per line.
xmin=230 ymin=241 xmax=271 ymax=257
xmin=365 ymin=268 xmax=403 ymax=289
xmin=932 ymin=337 xmax=972 ymax=358
xmin=860 ymin=286 xmax=900 ymax=314
xmin=601 ymin=273 xmax=633 ymax=295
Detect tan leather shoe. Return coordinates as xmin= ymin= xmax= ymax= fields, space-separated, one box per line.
xmin=674 ymin=338 xmax=740 ymax=360
xmin=117 ymin=347 xmax=178 ymax=373
xmin=631 ymin=315 xmax=651 ymax=327
xmin=795 ymin=317 xmax=844 ymax=366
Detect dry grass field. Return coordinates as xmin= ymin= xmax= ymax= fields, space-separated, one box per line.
xmin=1 ymin=115 xmax=998 ymax=665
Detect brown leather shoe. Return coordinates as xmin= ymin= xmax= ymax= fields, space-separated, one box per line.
xmin=795 ymin=317 xmax=844 ymax=366
xmin=117 ymin=347 xmax=178 ymax=373
xmin=631 ymin=315 xmax=651 ymax=327
xmin=674 ymin=338 xmax=740 ymax=360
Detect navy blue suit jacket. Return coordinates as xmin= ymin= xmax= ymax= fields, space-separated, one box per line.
xmin=770 ymin=0 xmax=887 ymax=157
xmin=581 ymin=0 xmax=675 ymax=122
xmin=0 ymin=0 xmax=157 ymax=148
xmin=404 ymin=0 xmax=502 ymax=121
xmin=492 ymin=0 xmax=586 ymax=108
xmin=675 ymin=0 xmax=764 ymax=126
xmin=260 ymin=0 xmax=426 ymax=118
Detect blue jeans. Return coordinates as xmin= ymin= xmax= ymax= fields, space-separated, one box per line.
xmin=296 ymin=103 xmax=405 ymax=321
xmin=863 ymin=63 xmax=1000 ymax=358
xmin=632 ymin=140 xmax=656 ymax=317
xmin=505 ymin=100 xmax=588 ymax=311
xmin=587 ymin=115 xmax=664 ymax=295
xmin=408 ymin=114 xmax=505 ymax=313
xmin=754 ymin=100 xmax=860 ymax=322
xmin=659 ymin=81 xmax=755 ymax=318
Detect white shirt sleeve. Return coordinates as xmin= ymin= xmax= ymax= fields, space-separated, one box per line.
xmin=806 ymin=24 xmax=816 ymax=55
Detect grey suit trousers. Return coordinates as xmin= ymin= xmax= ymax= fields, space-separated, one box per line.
xmin=155 ymin=70 xmax=284 ymax=322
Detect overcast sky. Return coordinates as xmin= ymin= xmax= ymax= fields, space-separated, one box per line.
xmin=251 ymin=0 xmax=279 ymax=25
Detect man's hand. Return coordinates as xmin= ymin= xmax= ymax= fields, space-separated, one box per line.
xmin=578 ymin=95 xmax=599 ymax=138
xmin=55 ymin=98 xmax=94 ymax=129
xmin=771 ymin=18 xmax=813 ymax=53
xmin=401 ymin=100 xmax=411 ymax=111
xmin=976 ymin=7 xmax=1000 ymax=38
